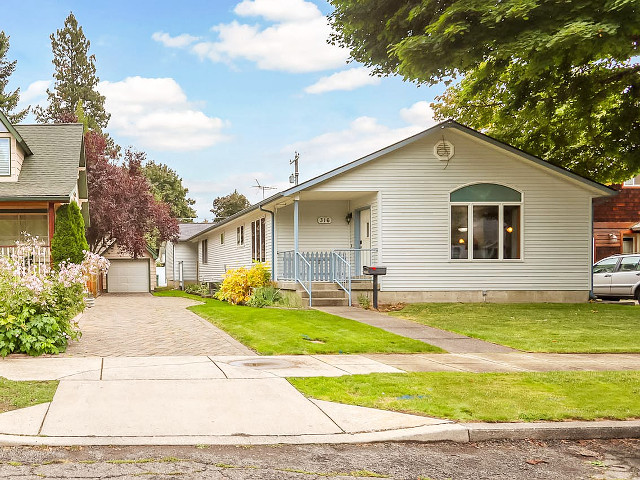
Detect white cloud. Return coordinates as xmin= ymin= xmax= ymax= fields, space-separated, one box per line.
xmin=282 ymin=102 xmax=437 ymax=174
xmin=234 ymin=0 xmax=320 ymax=22
xmin=98 ymin=76 xmax=227 ymax=151
xmin=154 ymin=0 xmax=348 ymax=73
xmin=151 ymin=31 xmax=200 ymax=48
xmin=400 ymin=101 xmax=436 ymax=127
xmin=304 ymin=67 xmax=380 ymax=94
xmin=20 ymin=80 xmax=51 ymax=103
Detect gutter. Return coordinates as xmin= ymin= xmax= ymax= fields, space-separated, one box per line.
xmin=259 ymin=204 xmax=276 ymax=281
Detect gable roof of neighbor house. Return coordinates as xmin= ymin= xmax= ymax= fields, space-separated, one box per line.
xmin=187 ymin=119 xmax=615 ymax=241
xmin=0 ymin=123 xmax=85 ymax=202
xmin=176 ymin=222 xmax=211 ymax=241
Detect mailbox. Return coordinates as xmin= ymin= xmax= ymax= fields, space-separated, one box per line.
xmin=363 ymin=266 xmax=387 ymax=309
xmin=363 ymin=266 xmax=386 ymax=276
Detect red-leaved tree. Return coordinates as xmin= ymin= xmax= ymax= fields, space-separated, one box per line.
xmin=85 ymin=131 xmax=178 ymax=256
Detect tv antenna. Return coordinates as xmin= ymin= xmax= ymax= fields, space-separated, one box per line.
xmin=289 ymin=151 xmax=299 ymax=186
xmin=252 ymin=179 xmax=277 ymax=199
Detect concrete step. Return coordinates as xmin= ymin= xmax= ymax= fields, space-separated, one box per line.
xmin=311 ymin=298 xmax=349 ymax=307
xmin=300 ymin=290 xmax=346 ymax=299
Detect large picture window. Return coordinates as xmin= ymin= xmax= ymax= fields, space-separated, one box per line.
xmin=450 ymin=183 xmax=522 ymax=261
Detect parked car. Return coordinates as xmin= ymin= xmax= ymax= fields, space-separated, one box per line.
xmin=593 ymin=254 xmax=640 ymax=301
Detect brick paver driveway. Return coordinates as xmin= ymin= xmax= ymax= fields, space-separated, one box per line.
xmin=64 ymin=294 xmax=255 ymax=357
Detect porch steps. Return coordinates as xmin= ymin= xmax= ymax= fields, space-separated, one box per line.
xmin=299 ymin=282 xmax=349 ymax=307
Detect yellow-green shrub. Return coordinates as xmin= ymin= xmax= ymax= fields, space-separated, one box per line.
xmin=215 ymin=262 xmax=271 ymax=305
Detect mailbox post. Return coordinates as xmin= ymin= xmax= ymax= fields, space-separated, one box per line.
xmin=363 ymin=266 xmax=387 ymax=309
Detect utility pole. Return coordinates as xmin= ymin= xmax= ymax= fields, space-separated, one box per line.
xmin=289 ymin=151 xmax=299 ymax=186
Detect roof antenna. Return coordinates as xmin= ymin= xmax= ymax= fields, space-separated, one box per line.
xmin=252 ymin=179 xmax=277 ymax=199
xmin=289 ymin=151 xmax=299 ymax=185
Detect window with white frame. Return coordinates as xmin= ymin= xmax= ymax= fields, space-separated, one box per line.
xmin=251 ymin=217 xmax=266 ymax=262
xmin=237 ymin=225 xmax=244 ymax=246
xmin=0 ymin=138 xmax=10 ymax=176
xmin=623 ymin=175 xmax=640 ymax=187
xmin=201 ymin=239 xmax=208 ymax=264
xmin=450 ymin=183 xmax=522 ymax=260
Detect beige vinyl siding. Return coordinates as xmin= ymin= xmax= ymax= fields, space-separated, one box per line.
xmin=309 ymin=129 xmax=594 ymax=292
xmin=0 ymin=133 xmax=25 ymax=182
xmin=166 ymin=241 xmax=198 ymax=282
xmin=198 ymin=212 xmax=272 ymax=283
xmin=276 ymin=201 xmax=351 ymax=252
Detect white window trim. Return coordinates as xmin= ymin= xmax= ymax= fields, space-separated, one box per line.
xmin=237 ymin=225 xmax=244 ymax=246
xmin=449 ymin=200 xmax=524 ymax=262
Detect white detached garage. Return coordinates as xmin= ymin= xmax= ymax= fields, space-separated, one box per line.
xmin=103 ymin=244 xmax=157 ymax=293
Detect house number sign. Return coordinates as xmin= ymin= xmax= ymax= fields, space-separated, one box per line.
xmin=317 ymin=216 xmax=332 ymax=224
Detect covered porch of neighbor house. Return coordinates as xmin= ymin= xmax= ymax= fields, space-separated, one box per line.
xmin=272 ymin=190 xmax=379 ymax=305
xmin=0 ymin=201 xmax=56 ymax=271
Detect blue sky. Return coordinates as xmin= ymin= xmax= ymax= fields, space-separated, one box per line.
xmin=4 ymin=0 xmax=445 ymax=220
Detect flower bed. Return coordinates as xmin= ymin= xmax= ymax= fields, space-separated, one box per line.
xmin=0 ymin=236 xmax=109 ymax=356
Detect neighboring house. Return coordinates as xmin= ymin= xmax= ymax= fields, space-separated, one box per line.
xmin=165 ymin=223 xmax=210 ymax=288
xmin=187 ymin=120 xmax=614 ymax=305
xmin=102 ymin=243 xmax=158 ymax=293
xmin=593 ymin=175 xmax=640 ymax=262
xmin=0 ymin=110 xmax=88 ymax=266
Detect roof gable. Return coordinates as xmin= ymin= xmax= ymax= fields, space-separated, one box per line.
xmin=0 ymin=110 xmax=32 ymax=156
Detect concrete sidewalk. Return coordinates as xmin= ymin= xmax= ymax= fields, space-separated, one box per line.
xmin=0 ymin=354 xmax=637 ymax=446
xmin=315 ymin=306 xmax=515 ymax=353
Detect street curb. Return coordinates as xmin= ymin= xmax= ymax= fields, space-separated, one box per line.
xmin=465 ymin=420 xmax=640 ymax=442
xmin=0 ymin=421 xmax=637 ymax=446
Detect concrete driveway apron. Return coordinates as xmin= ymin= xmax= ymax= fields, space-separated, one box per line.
xmin=63 ymin=294 xmax=254 ymax=357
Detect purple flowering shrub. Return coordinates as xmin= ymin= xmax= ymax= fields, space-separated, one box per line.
xmin=0 ymin=236 xmax=108 ymax=356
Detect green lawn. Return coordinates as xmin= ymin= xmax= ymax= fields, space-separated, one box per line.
xmin=391 ymin=303 xmax=640 ymax=353
xmin=290 ymin=371 xmax=640 ymax=422
xmin=0 ymin=378 xmax=58 ymax=413
xmin=154 ymin=291 xmax=442 ymax=355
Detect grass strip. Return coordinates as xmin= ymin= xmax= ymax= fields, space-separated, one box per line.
xmin=392 ymin=302 xmax=640 ymax=353
xmin=155 ymin=291 xmax=442 ymax=355
xmin=0 ymin=377 xmax=58 ymax=413
xmin=290 ymin=371 xmax=640 ymax=422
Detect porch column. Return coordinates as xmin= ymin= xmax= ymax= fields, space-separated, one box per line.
xmin=48 ymin=202 xmax=55 ymax=265
xmin=293 ymin=196 xmax=299 ymax=280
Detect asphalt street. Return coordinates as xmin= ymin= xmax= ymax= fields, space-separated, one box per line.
xmin=0 ymin=439 xmax=636 ymax=479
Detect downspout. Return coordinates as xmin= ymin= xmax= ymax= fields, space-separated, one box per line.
xmin=259 ymin=204 xmax=275 ymax=281
xmin=589 ymin=199 xmax=596 ymax=300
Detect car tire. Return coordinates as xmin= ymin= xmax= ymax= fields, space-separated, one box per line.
xmin=635 ymin=288 xmax=640 ymax=303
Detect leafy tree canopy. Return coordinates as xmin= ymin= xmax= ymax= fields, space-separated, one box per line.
xmin=329 ymin=0 xmax=640 ymax=182
xmin=210 ymin=190 xmax=251 ymax=221
xmin=85 ymin=132 xmax=178 ymax=256
xmin=34 ymin=12 xmax=109 ymax=130
xmin=0 ymin=32 xmax=28 ymax=123
xmin=142 ymin=161 xmax=197 ymax=221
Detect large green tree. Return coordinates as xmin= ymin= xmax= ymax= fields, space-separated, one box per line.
xmin=210 ymin=190 xmax=250 ymax=221
xmin=0 ymin=32 xmax=28 ymax=123
xmin=142 ymin=161 xmax=197 ymax=221
xmin=34 ymin=12 xmax=109 ymax=130
xmin=329 ymin=0 xmax=640 ymax=182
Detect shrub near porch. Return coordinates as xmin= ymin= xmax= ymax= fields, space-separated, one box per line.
xmin=155 ymin=291 xmax=442 ymax=355
xmin=392 ymin=303 xmax=640 ymax=353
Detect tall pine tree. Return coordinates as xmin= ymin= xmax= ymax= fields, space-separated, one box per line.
xmin=34 ymin=13 xmax=110 ymax=130
xmin=0 ymin=32 xmax=28 ymax=123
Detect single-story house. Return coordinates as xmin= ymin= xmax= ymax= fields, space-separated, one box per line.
xmin=165 ymin=222 xmax=211 ymax=288
xmin=187 ymin=120 xmax=614 ymax=305
xmin=593 ymin=175 xmax=640 ymax=261
xmin=0 ymin=110 xmax=88 ymax=267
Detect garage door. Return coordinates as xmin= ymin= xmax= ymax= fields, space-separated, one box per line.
xmin=107 ymin=260 xmax=150 ymax=293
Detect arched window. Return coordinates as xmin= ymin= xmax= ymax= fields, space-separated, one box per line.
xmin=450 ymin=183 xmax=522 ymax=260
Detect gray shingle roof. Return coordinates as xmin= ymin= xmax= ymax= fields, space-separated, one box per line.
xmin=0 ymin=123 xmax=84 ymax=201
xmin=177 ymin=222 xmax=211 ymax=241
